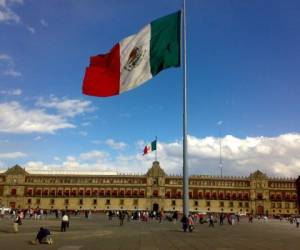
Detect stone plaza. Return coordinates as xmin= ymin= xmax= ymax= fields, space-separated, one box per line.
xmin=0 ymin=214 xmax=299 ymax=250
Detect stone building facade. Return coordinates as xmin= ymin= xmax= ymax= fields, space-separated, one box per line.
xmin=0 ymin=162 xmax=299 ymax=215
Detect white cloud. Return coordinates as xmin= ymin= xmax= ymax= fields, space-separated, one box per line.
xmin=0 ymin=53 xmax=11 ymax=60
xmin=53 ymin=156 xmax=61 ymax=161
xmin=40 ymin=19 xmax=47 ymax=27
xmin=81 ymin=122 xmax=90 ymax=127
xmin=91 ymin=140 xmax=101 ymax=144
xmin=217 ymin=120 xmax=223 ymax=125
xmin=12 ymin=133 xmax=300 ymax=178
xmin=105 ymin=139 xmax=127 ymax=150
xmin=0 ymin=53 xmax=21 ymax=77
xmin=0 ymin=101 xmax=75 ymax=134
xmin=3 ymin=68 xmax=21 ymax=77
xmin=36 ymin=97 xmax=95 ymax=117
xmin=79 ymin=150 xmax=109 ymax=161
xmin=0 ymin=151 xmax=26 ymax=159
xmin=0 ymin=88 xmax=22 ymax=96
xmin=26 ymin=25 xmax=35 ymax=34
xmin=0 ymin=0 xmax=22 ymax=23
xmin=79 ymin=131 xmax=88 ymax=136
xmin=33 ymin=136 xmax=42 ymax=141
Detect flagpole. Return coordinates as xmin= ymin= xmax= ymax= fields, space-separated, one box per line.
xmin=155 ymin=136 xmax=157 ymax=162
xmin=182 ymin=0 xmax=189 ymax=218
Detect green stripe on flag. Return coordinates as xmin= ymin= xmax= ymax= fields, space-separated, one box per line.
xmin=150 ymin=11 xmax=181 ymax=76
xmin=151 ymin=140 xmax=157 ymax=151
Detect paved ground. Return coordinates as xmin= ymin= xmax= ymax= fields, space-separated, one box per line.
xmin=0 ymin=214 xmax=299 ymax=250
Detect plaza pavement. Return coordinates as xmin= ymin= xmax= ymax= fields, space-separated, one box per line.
xmin=0 ymin=214 xmax=299 ymax=250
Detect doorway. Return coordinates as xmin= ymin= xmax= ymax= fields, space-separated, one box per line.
xmin=9 ymin=202 xmax=16 ymax=209
xmin=257 ymin=205 xmax=264 ymax=215
xmin=153 ymin=203 xmax=159 ymax=212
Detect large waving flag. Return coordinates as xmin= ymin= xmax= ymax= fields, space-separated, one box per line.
xmin=82 ymin=11 xmax=181 ymax=97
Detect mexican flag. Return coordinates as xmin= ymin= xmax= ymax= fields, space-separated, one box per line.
xmin=143 ymin=140 xmax=157 ymax=155
xmin=82 ymin=11 xmax=181 ymax=97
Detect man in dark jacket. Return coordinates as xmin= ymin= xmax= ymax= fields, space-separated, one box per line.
xmin=33 ymin=227 xmax=53 ymax=244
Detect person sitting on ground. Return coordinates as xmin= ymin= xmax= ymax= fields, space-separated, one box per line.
xmin=31 ymin=227 xmax=53 ymax=245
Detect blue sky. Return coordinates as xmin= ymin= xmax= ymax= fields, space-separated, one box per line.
xmin=0 ymin=0 xmax=300 ymax=177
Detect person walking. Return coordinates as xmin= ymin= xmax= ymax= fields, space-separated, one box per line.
xmin=188 ymin=215 xmax=195 ymax=232
xmin=172 ymin=211 xmax=178 ymax=224
xmin=61 ymin=213 xmax=69 ymax=232
xmin=209 ymin=214 xmax=214 ymax=228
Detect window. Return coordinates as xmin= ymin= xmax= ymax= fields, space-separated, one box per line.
xmin=172 ymin=200 xmax=176 ymax=206
xmin=119 ymin=199 xmax=124 ymax=205
xmin=194 ymin=201 xmax=198 ymax=206
xmin=219 ymin=201 xmax=224 ymax=207
xmin=64 ymin=199 xmax=69 ymax=205
xmin=50 ymin=199 xmax=55 ymax=205
xmin=79 ymin=199 xmax=83 ymax=205
xmin=277 ymin=203 xmax=282 ymax=209
xmin=285 ymin=203 xmax=290 ymax=209
xmin=239 ymin=202 xmax=243 ymax=208
xmin=27 ymin=199 xmax=32 ymax=204
xmin=229 ymin=202 xmax=234 ymax=208
xmin=206 ymin=201 xmax=210 ymax=207
xmin=165 ymin=191 xmax=171 ymax=198
xmin=11 ymin=189 xmax=17 ymax=196
xmin=133 ymin=199 xmax=138 ymax=205
xmin=93 ymin=199 xmax=97 ymax=205
xmin=257 ymin=193 xmax=263 ymax=200
xmin=106 ymin=199 xmax=110 ymax=205
xmin=152 ymin=190 xmax=158 ymax=197
xmin=36 ymin=199 xmax=40 ymax=205
xmin=271 ymin=203 xmax=275 ymax=208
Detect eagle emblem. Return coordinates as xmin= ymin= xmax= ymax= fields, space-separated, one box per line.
xmin=123 ymin=46 xmax=146 ymax=71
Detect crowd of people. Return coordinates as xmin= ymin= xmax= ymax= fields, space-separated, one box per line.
xmin=1 ymin=206 xmax=300 ymax=245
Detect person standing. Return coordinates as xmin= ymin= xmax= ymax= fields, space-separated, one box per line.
xmin=181 ymin=215 xmax=188 ymax=232
xmin=296 ymin=217 xmax=300 ymax=228
xmin=1 ymin=207 xmax=5 ymax=219
xmin=61 ymin=213 xmax=69 ymax=232
xmin=13 ymin=213 xmax=21 ymax=233
xmin=209 ymin=214 xmax=214 ymax=228
xmin=119 ymin=211 xmax=124 ymax=226
xmin=219 ymin=213 xmax=224 ymax=225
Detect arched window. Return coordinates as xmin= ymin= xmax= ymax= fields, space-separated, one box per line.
xmin=11 ymin=188 xmax=17 ymax=196
xmin=198 ymin=192 xmax=203 ymax=199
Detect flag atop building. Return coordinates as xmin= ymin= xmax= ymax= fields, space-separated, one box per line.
xmin=143 ymin=139 xmax=157 ymax=155
xmin=82 ymin=11 xmax=181 ymax=97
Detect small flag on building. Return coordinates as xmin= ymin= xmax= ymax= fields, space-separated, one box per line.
xmin=143 ymin=139 xmax=157 ymax=155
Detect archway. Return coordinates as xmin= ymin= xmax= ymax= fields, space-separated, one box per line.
xmin=153 ymin=203 xmax=159 ymax=212
xmin=257 ymin=205 xmax=264 ymax=215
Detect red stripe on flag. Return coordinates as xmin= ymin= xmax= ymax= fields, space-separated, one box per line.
xmin=143 ymin=146 xmax=148 ymax=155
xmin=82 ymin=43 xmax=120 ymax=97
